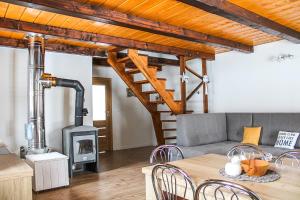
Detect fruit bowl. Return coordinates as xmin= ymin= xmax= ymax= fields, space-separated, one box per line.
xmin=241 ymin=159 xmax=269 ymax=176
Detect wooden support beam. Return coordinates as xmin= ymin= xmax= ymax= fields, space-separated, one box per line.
xmin=177 ymin=0 xmax=300 ymax=43
xmin=145 ymin=56 xmax=179 ymax=66
xmin=186 ymin=82 xmax=203 ymax=101
xmin=185 ymin=64 xmax=203 ymax=80
xmin=93 ymin=57 xmax=112 ymax=66
xmin=180 ymin=56 xmax=187 ymax=113
xmin=202 ymin=58 xmax=208 ymax=113
xmin=151 ymin=112 xmax=165 ymax=145
xmin=0 ymin=36 xmax=106 ymax=56
xmin=93 ymin=54 xmax=179 ymax=68
xmin=0 ymin=18 xmax=214 ymax=59
xmin=3 ymin=0 xmax=253 ymax=52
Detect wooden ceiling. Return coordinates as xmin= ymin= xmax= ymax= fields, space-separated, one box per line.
xmin=0 ymin=0 xmax=298 ymax=59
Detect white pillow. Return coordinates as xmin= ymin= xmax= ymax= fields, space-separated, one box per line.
xmin=274 ymin=131 xmax=299 ymax=149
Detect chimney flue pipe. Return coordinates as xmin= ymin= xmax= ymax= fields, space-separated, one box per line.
xmin=40 ymin=74 xmax=86 ymax=127
xmin=26 ymin=34 xmax=46 ymax=153
xmin=55 ymin=78 xmax=85 ymax=126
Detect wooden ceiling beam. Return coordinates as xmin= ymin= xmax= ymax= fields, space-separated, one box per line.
xmin=93 ymin=53 xmax=179 ymax=67
xmin=2 ymin=0 xmax=253 ymax=52
xmin=177 ymin=0 xmax=300 ymax=43
xmin=0 ymin=18 xmax=214 ymax=59
xmin=0 ymin=37 xmax=106 ymax=56
xmin=118 ymin=53 xmax=180 ymax=66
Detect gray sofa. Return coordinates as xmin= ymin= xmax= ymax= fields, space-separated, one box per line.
xmin=177 ymin=113 xmax=300 ymax=158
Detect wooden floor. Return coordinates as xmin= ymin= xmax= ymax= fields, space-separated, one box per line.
xmin=33 ymin=146 xmax=155 ymax=200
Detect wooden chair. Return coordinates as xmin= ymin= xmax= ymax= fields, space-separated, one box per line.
xmin=150 ymin=145 xmax=184 ymax=164
xmin=275 ymin=150 xmax=300 ymax=168
xmin=152 ymin=164 xmax=195 ymax=200
xmin=227 ymin=144 xmax=271 ymax=161
xmin=195 ymin=179 xmax=261 ymax=200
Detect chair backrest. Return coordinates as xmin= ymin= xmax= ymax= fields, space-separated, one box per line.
xmin=150 ymin=145 xmax=184 ymax=164
xmin=275 ymin=150 xmax=300 ymax=168
xmin=227 ymin=144 xmax=271 ymax=161
xmin=195 ymin=179 xmax=261 ymax=200
xmin=152 ymin=164 xmax=195 ymax=200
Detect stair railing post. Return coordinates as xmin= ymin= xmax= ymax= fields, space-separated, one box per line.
xmin=180 ymin=56 xmax=186 ymax=114
xmin=202 ymin=58 xmax=208 ymax=113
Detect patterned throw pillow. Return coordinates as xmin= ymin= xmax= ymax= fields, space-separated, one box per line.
xmin=274 ymin=131 xmax=299 ymax=149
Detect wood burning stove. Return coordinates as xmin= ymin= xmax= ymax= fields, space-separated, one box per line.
xmin=62 ymin=125 xmax=99 ymax=177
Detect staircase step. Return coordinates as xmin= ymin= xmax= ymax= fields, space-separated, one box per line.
xmin=161 ymin=120 xmax=176 ymax=122
xmin=126 ymin=69 xmax=140 ymax=74
xmin=134 ymin=78 xmax=166 ymax=85
xmin=158 ymin=78 xmax=167 ymax=82
xmin=149 ymin=66 xmax=159 ymax=69
xmin=162 ymin=128 xmax=177 ymax=131
xmin=134 ymin=80 xmax=149 ymax=84
xmin=150 ymin=100 xmax=165 ymax=104
xmin=166 ymin=89 xmax=175 ymax=92
xmin=157 ymin=110 xmax=172 ymax=113
xmin=143 ymin=89 xmax=174 ymax=95
xmin=164 ymin=136 xmax=177 ymax=140
xmin=168 ymin=90 xmax=175 ymax=98
xmin=143 ymin=90 xmax=158 ymax=94
xmin=117 ymin=56 xmax=131 ymax=63
xmin=158 ymin=110 xmax=193 ymax=113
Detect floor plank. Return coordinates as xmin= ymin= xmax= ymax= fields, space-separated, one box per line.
xmin=33 ymin=146 xmax=155 ymax=200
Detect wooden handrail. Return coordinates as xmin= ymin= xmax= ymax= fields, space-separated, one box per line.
xmin=186 ymin=82 xmax=203 ymax=101
xmin=185 ymin=65 xmax=203 ymax=80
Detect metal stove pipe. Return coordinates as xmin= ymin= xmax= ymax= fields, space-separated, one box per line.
xmin=40 ymin=74 xmax=86 ymax=127
xmin=55 ymin=78 xmax=85 ymax=127
xmin=25 ymin=34 xmax=46 ymax=153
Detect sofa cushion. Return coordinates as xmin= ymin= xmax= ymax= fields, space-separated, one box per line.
xmin=180 ymin=142 xmax=299 ymax=158
xmin=179 ymin=141 xmax=240 ymax=158
xmin=253 ymin=113 xmax=300 ymax=147
xmin=180 ymin=143 xmax=296 ymax=158
xmin=177 ymin=113 xmax=227 ymax=147
xmin=259 ymin=145 xmax=292 ymax=157
xmin=226 ymin=113 xmax=252 ymax=142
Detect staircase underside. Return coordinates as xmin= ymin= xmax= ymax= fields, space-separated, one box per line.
xmin=107 ymin=49 xmax=197 ymax=145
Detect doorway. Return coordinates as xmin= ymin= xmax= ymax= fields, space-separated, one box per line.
xmin=92 ymin=77 xmax=113 ymax=153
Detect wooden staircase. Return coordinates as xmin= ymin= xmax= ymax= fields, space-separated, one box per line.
xmin=107 ymin=49 xmax=185 ymax=145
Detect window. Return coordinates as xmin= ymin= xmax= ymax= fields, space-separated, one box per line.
xmin=92 ymin=85 xmax=106 ymax=120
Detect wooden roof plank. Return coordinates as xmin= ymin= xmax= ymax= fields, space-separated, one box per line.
xmin=0 ymin=17 xmax=214 ymax=58
xmin=1 ymin=0 xmax=253 ymax=52
xmin=177 ymin=0 xmax=300 ymax=43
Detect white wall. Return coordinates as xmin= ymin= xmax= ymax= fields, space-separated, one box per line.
xmin=0 ymin=47 xmax=92 ymax=152
xmin=93 ymin=67 xmax=156 ymax=150
xmin=45 ymin=52 xmax=93 ymax=151
xmin=1 ymin=40 xmax=298 ymax=152
xmin=142 ymin=40 xmax=300 ymax=114
xmin=210 ymin=40 xmax=300 ymax=112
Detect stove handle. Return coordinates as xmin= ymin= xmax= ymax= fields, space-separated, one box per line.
xmin=93 ymin=145 xmax=96 ymax=154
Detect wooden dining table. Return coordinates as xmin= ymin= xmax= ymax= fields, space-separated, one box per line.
xmin=142 ymin=154 xmax=300 ymax=200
